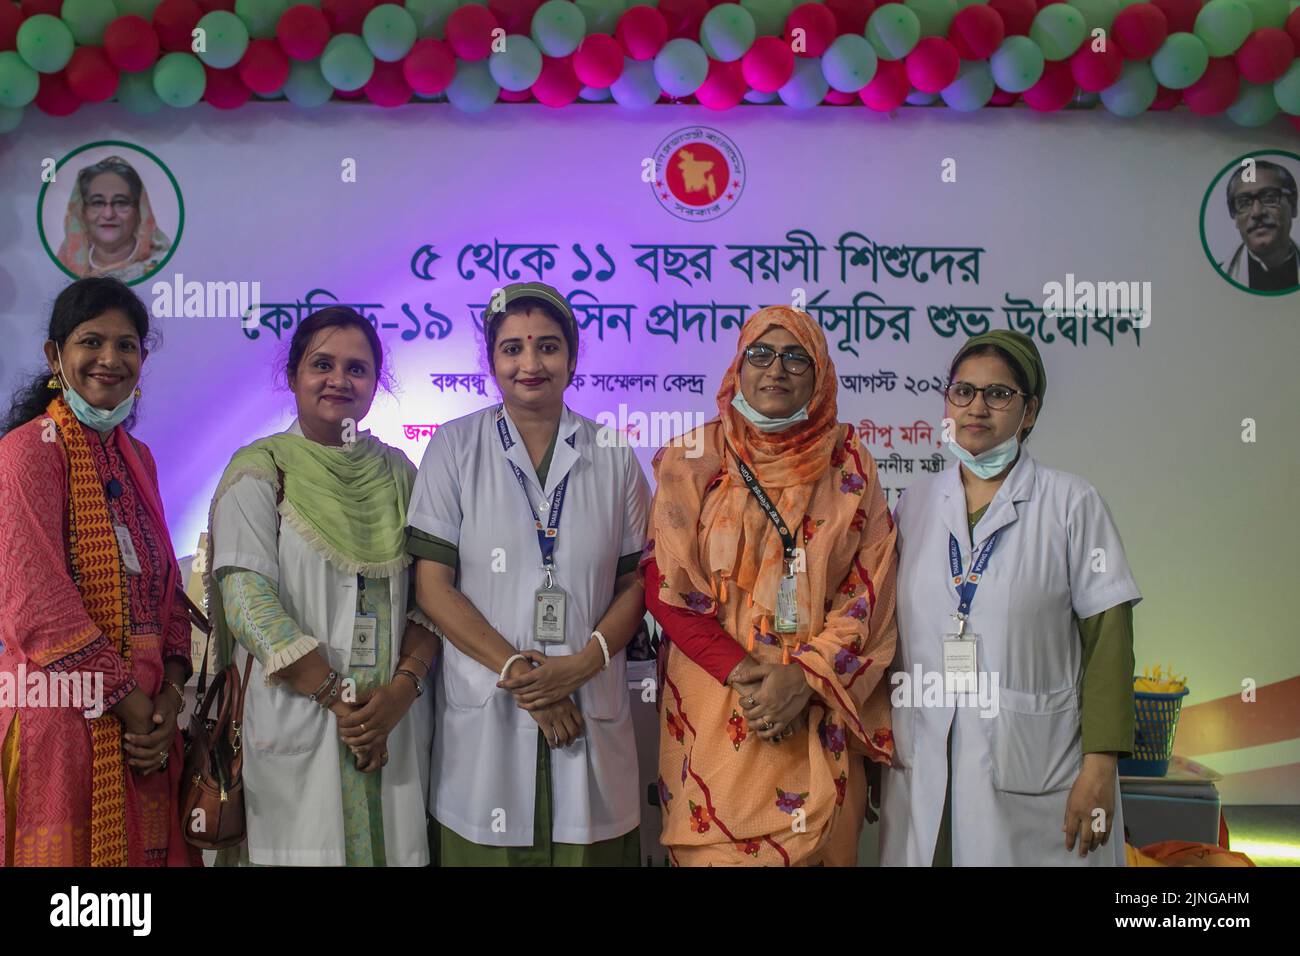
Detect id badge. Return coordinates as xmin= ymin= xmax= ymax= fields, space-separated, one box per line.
xmin=942 ymin=635 xmax=978 ymax=694
xmin=351 ymin=614 xmax=378 ymax=667
xmin=775 ymin=573 xmax=798 ymax=633
xmin=533 ymin=583 xmax=567 ymax=645
xmin=113 ymin=524 xmax=142 ymax=575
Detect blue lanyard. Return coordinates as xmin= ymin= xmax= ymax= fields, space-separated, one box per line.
xmin=495 ymin=406 xmax=573 ymax=570
xmin=948 ymin=530 xmax=1002 ymax=621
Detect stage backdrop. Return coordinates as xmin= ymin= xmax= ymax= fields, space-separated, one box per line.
xmin=1 ymin=106 xmax=1296 ymax=805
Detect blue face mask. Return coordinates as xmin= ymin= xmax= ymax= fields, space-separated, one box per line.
xmin=56 ymin=346 xmax=136 ymax=433
xmin=731 ymin=391 xmax=810 ymax=432
xmin=949 ymin=408 xmax=1025 ymax=479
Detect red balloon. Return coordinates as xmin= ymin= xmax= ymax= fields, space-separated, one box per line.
xmin=949 ymin=5 xmax=1005 ymax=60
xmin=204 ymin=65 xmax=251 ymax=108
xmin=988 ymin=0 xmax=1036 ymax=36
xmin=35 ymin=70 xmax=80 ymax=115
xmin=1235 ymin=28 xmax=1294 ymax=84
xmin=65 ymin=47 xmax=120 ymax=102
xmin=1112 ymin=4 xmax=1168 ymax=60
xmin=0 ymin=2 xmax=23 ymax=53
xmin=785 ymin=3 xmax=837 ymax=57
xmin=1151 ymin=84 xmax=1180 ymax=108
xmin=21 ymin=0 xmax=61 ymax=18
xmin=532 ymin=53 xmax=581 ymax=106
xmin=498 ymin=86 xmax=533 ymax=101
xmin=989 ymin=87 xmax=1019 ymax=105
xmin=488 ymin=0 xmax=541 ymax=34
xmin=695 ymin=57 xmax=745 ymax=109
xmin=445 ymin=4 xmax=499 ymax=61
xmin=860 ymin=56 xmax=908 ymax=110
xmin=1021 ymin=59 xmax=1074 ymax=110
xmin=364 ymin=58 xmax=411 ymax=106
xmin=742 ymin=34 xmax=794 ymax=92
xmin=1182 ymin=56 xmax=1238 ymax=113
xmin=1151 ymin=0 xmax=1201 ymax=35
xmin=573 ymin=32 xmax=623 ymax=87
xmin=153 ymin=0 xmax=204 ymax=54
xmin=825 ymin=0 xmax=876 ymax=35
xmin=657 ymin=0 xmax=709 ymax=40
xmin=277 ymin=5 xmax=331 ymax=61
xmin=104 ymin=15 xmax=161 ymax=72
xmin=1070 ymin=42 xmax=1122 ymax=91
xmin=196 ymin=0 xmax=236 ymax=11
xmin=617 ymin=5 xmax=668 ymax=60
xmin=1287 ymin=113 xmax=1300 ymax=135
xmin=239 ymin=37 xmax=289 ymax=93
xmin=322 ymin=0 xmax=375 ymax=35
xmin=906 ymin=36 xmax=958 ymax=93
xmin=403 ymin=37 xmax=455 ymax=94
xmin=335 ymin=86 xmax=364 ymax=98
xmin=823 ymin=87 xmax=858 ymax=104
xmin=1289 ymin=6 xmax=1300 ymax=50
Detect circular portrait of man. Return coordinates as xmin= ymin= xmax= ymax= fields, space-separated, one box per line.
xmin=1201 ymin=151 xmax=1299 ymax=296
xmin=38 ymin=141 xmax=183 ymax=286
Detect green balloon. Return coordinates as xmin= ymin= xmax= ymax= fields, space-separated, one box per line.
xmin=406 ymin=0 xmax=457 ymax=38
xmin=532 ymin=0 xmax=587 ymax=58
xmin=1068 ymin=0 xmax=1119 ymax=32
xmin=235 ymin=0 xmax=287 ymax=40
xmin=364 ymin=4 xmax=418 ymax=61
xmin=1030 ymin=4 xmax=1087 ymax=60
xmin=1100 ymin=60 xmax=1156 ymax=115
xmin=446 ymin=59 xmax=498 ymax=112
xmin=118 ymin=68 xmax=163 ymax=113
xmin=779 ymin=57 xmax=828 ymax=108
xmin=1275 ymin=60 xmax=1300 ymax=114
xmin=575 ymin=0 xmax=626 ymax=34
xmin=867 ymin=4 xmax=922 ymax=61
xmin=940 ymin=59 xmax=993 ymax=110
xmin=321 ymin=34 xmax=375 ymax=90
xmin=0 ymin=104 xmax=22 ymax=135
xmin=1150 ymin=32 xmax=1208 ymax=89
xmin=1228 ymin=81 xmax=1280 ymax=125
xmin=16 ymin=15 xmax=75 ymax=74
xmin=989 ymin=34 xmax=1043 ymax=92
xmin=904 ymin=0 xmax=957 ymax=37
xmin=0 ymin=51 xmax=39 ymax=109
xmin=580 ymin=83 xmax=612 ymax=100
xmin=153 ymin=52 xmax=206 ymax=107
xmin=1242 ymin=0 xmax=1288 ymax=28
xmin=822 ymin=33 xmax=877 ymax=92
xmin=952 ymin=0 xmax=986 ymax=8
xmin=284 ymin=58 xmax=334 ymax=106
xmin=700 ymin=4 xmax=757 ymax=61
xmin=488 ymin=34 xmax=542 ymax=90
xmin=61 ymin=0 xmax=119 ymax=46
xmin=1193 ymin=0 xmax=1252 ymax=57
xmin=196 ymin=11 xmax=250 ymax=70
xmin=115 ymin=0 xmax=162 ymax=15
xmin=741 ymin=0 xmax=793 ymax=36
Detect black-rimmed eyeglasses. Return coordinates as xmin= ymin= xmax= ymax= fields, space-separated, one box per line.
xmin=744 ymin=345 xmax=813 ymax=376
xmin=944 ymin=382 xmax=1026 ymax=410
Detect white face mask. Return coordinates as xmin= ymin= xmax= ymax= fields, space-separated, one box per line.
xmin=731 ymin=391 xmax=810 ymax=432
xmin=949 ymin=407 xmax=1026 ymax=479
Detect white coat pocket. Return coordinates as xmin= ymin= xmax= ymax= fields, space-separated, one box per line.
xmin=990 ymin=684 xmax=1082 ymax=795
xmin=246 ymin=677 xmax=329 ymax=755
xmin=578 ymin=655 xmax=628 ymax=721
xmin=889 ymin=700 xmax=916 ymax=771
xmin=441 ymin=642 xmax=498 ymax=709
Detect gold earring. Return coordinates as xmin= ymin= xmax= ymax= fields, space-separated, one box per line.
xmin=134 ymin=386 xmax=142 ymax=399
xmin=47 ymin=375 xmax=62 ymax=390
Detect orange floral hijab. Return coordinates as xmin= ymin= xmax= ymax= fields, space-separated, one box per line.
xmin=648 ymin=305 xmax=864 ymax=634
xmin=56 ymin=157 xmax=171 ymax=281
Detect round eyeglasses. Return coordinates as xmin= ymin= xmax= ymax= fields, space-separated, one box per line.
xmin=744 ymin=345 xmax=813 ymax=376
xmin=943 ymin=382 xmax=1026 ymax=410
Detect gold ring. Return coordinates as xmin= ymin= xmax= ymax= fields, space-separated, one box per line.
xmin=360 ymin=722 xmax=366 ymax=732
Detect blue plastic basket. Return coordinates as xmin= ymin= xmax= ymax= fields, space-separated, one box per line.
xmin=1118 ymin=687 xmax=1190 ymax=777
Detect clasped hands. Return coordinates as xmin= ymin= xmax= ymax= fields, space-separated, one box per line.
xmin=498 ymin=644 xmax=604 ymax=750
xmin=335 ymin=679 xmax=417 ymax=774
xmin=728 ymin=656 xmax=814 ymax=742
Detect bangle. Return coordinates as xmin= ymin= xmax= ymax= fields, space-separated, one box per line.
xmin=320 ymin=676 xmax=341 ymax=709
xmin=163 ymin=679 xmax=185 ymax=708
xmin=394 ymin=668 xmax=424 ymax=698
xmin=310 ymin=671 xmax=338 ymax=705
xmin=590 ymin=630 xmax=610 ymax=670
xmin=401 ymin=652 xmax=432 ymax=675
xmin=498 ymin=653 xmax=528 ymax=683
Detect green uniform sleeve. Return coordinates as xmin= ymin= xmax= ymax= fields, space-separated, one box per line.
xmin=1078 ymin=602 xmax=1136 ymax=756
xmin=407 ymin=526 xmax=459 ymax=569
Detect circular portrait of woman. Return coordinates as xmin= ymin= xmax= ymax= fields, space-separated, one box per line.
xmin=38 ymin=141 xmax=183 ymax=286
xmin=1200 ymin=150 xmax=1300 ymax=297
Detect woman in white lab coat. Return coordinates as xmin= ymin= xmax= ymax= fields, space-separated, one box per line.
xmin=880 ymin=330 xmax=1140 ymax=867
xmin=407 ymin=281 xmax=651 ymax=866
xmin=205 ymin=306 xmax=438 ymax=866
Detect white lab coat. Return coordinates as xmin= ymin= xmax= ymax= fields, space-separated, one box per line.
xmin=880 ymin=450 xmax=1141 ymax=867
xmin=408 ymin=403 xmax=650 ymax=846
xmin=210 ymin=421 xmax=434 ymax=866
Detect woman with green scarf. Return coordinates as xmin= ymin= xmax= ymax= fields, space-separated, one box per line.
xmin=205 ymin=307 xmax=438 ymax=866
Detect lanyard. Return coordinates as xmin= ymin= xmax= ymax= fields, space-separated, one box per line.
xmin=734 ymin=457 xmax=797 ymax=567
xmin=947 ymin=530 xmax=1001 ymax=632
xmin=496 ymin=406 xmax=571 ymax=571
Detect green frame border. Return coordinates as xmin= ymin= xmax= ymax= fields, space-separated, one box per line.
xmin=1198 ymin=149 xmax=1300 ymax=298
xmin=36 ymin=139 xmax=185 ymax=288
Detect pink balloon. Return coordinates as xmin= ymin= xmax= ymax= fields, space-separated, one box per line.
xmin=532 ymin=54 xmax=581 ymax=107
xmin=21 ymin=0 xmax=61 ymax=18
xmin=785 ymin=3 xmax=838 ymax=58
xmin=860 ymin=57 xmax=908 ymax=110
xmin=153 ymin=0 xmax=205 ymax=54
xmin=1289 ymin=6 xmax=1300 ymax=50
xmin=989 ymin=87 xmax=1019 ymax=105
xmin=197 ymin=0 xmax=236 ymax=11
xmin=657 ymin=0 xmax=709 ymax=40
xmin=239 ymin=38 xmax=290 ymax=93
xmin=36 ymin=70 xmax=80 ymax=115
xmin=445 ymin=4 xmax=499 ymax=61
xmin=0 ymin=2 xmax=23 ymax=52
xmin=574 ymin=33 xmax=624 ymax=87
xmin=825 ymin=0 xmax=876 ymax=35
xmin=988 ymin=0 xmax=1036 ymax=36
xmin=1112 ymin=4 xmax=1168 ymax=60
xmin=1182 ymin=56 xmax=1238 ymax=113
xmin=488 ymin=0 xmax=542 ymax=34
xmin=905 ymin=36 xmax=959 ymax=94
xmin=1021 ymin=59 xmax=1074 ymax=110
xmin=277 ymin=5 xmax=332 ymax=62
xmin=203 ymin=66 xmax=251 ymax=109
xmin=322 ymin=0 xmax=376 ymax=35
xmin=949 ymin=5 xmax=1005 ymax=60
xmin=66 ymin=47 xmax=120 ymax=103
xmin=617 ymin=5 xmax=669 ymax=61
xmin=105 ymin=15 xmax=161 ymax=72
xmin=365 ymin=59 xmax=411 ymax=106
xmin=402 ymin=38 xmax=455 ymax=94
xmin=1151 ymin=83 xmax=1180 ymax=109
xmin=695 ymin=57 xmax=746 ymax=109
xmin=1069 ymin=42 xmax=1122 ymax=92
xmin=1151 ymin=0 xmax=1201 ymax=35
xmin=498 ymin=86 xmax=533 ymax=101
xmin=1235 ymin=28 xmax=1295 ymax=84
xmin=741 ymin=35 xmax=794 ymax=92
xmin=823 ymin=87 xmax=858 ymax=104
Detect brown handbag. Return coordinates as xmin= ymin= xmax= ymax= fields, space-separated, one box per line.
xmin=178 ymin=589 xmax=253 ymax=850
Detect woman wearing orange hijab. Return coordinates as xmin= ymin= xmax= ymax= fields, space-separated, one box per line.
xmin=643 ymin=305 xmax=898 ymax=866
